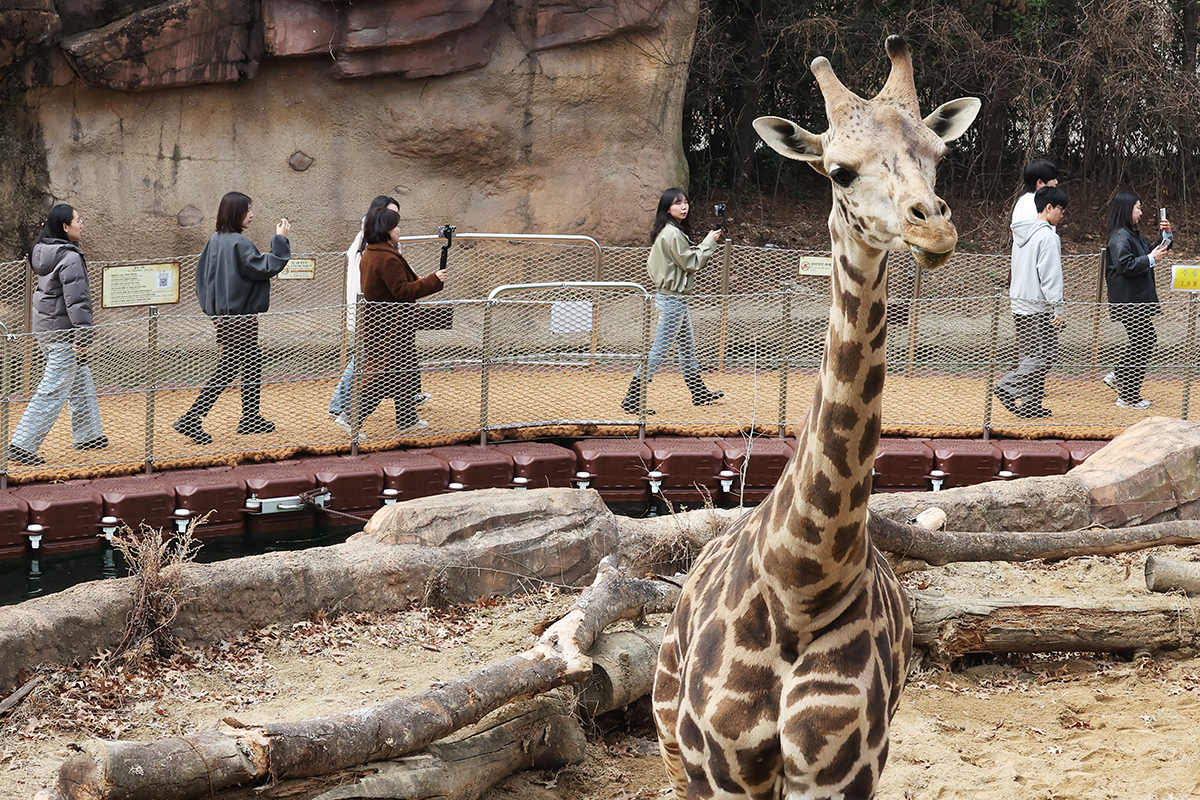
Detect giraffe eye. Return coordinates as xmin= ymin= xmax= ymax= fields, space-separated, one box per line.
xmin=830 ymin=166 xmax=858 ymax=187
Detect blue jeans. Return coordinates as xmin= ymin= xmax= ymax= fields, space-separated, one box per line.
xmin=636 ymin=294 xmax=699 ymax=381
xmin=328 ymin=358 xmax=356 ymax=416
xmin=11 ymin=341 xmax=104 ymax=453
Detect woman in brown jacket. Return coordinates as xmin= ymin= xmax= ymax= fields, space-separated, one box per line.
xmin=336 ymin=207 xmax=445 ymax=434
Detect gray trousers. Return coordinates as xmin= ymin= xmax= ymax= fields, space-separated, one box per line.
xmin=996 ymin=312 xmax=1059 ymax=409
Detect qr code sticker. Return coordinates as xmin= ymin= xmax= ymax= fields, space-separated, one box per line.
xmin=156 ymin=271 xmax=170 ymax=289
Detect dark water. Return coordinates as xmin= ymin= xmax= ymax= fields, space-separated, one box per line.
xmin=0 ymin=524 xmax=362 ymax=607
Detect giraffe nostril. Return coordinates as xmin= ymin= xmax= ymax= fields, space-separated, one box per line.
xmin=911 ymin=206 xmax=927 ymax=222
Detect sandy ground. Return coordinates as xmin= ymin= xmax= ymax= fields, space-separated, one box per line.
xmin=4 ymin=546 xmax=1200 ymax=799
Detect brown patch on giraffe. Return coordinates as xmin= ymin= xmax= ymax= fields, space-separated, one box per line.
xmin=733 ymin=594 xmax=774 ymax=651
xmin=679 ymin=711 xmax=706 ymax=753
xmin=857 ymin=416 xmax=881 ymax=464
xmin=789 ymin=705 xmax=860 ymax=765
xmin=861 ymin=363 xmax=885 ymax=403
xmin=810 ymin=628 xmax=872 ymax=678
xmin=848 ymin=474 xmax=872 ymax=510
xmin=735 ymin=740 xmax=783 ymax=790
xmin=839 ymin=289 xmax=862 ymax=325
xmin=866 ymin=298 xmax=885 ymax=330
xmin=704 ymin=731 xmax=744 ymax=794
xmin=866 ymin=664 xmax=888 ymax=748
xmin=831 ymin=522 xmax=862 ymax=563
xmin=800 ymin=470 xmax=841 ymax=519
xmin=868 ymin=324 xmax=887 ymax=351
xmin=821 ymin=432 xmax=852 ymax=479
xmin=843 ymin=763 xmax=877 ymax=798
xmin=839 ymin=254 xmax=867 ymax=285
xmin=816 ymin=728 xmax=864 ymax=786
xmin=831 ymin=342 xmax=865 ymax=385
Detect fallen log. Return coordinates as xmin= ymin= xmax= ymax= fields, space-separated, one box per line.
xmin=44 ymin=556 xmax=681 ymax=800
xmin=869 ymin=513 xmax=1200 ymax=566
xmin=910 ymin=590 xmax=1200 ymax=663
xmin=577 ymin=627 xmax=666 ymax=717
xmin=308 ymin=692 xmax=587 ymax=800
xmin=1145 ymin=555 xmax=1200 ymax=596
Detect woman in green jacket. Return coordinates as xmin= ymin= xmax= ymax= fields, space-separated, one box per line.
xmin=621 ymin=188 xmax=724 ymax=414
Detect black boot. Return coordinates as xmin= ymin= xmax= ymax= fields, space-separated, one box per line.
xmin=620 ymin=375 xmax=654 ymax=415
xmin=173 ymin=412 xmax=213 ymax=445
xmin=686 ymin=374 xmax=724 ymax=406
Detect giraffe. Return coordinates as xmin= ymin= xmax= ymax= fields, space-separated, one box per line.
xmin=651 ymin=37 xmax=979 ymax=800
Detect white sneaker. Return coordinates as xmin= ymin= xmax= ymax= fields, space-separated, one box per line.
xmin=1102 ymin=372 xmax=1118 ymax=395
xmin=332 ymin=412 xmax=352 ymax=434
xmin=413 ymin=392 xmax=432 ymax=406
xmin=398 ymin=419 xmax=429 ymax=433
xmin=1115 ymin=398 xmax=1151 ymax=410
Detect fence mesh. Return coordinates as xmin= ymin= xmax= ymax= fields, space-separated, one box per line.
xmin=1 ymin=237 xmax=1197 ymax=476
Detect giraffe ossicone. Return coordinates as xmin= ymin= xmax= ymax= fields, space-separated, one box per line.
xmin=652 ymin=36 xmax=979 ymax=800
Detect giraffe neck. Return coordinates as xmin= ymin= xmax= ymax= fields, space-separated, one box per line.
xmin=756 ymin=232 xmax=888 ymax=624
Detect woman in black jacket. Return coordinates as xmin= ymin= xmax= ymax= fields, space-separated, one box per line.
xmin=173 ymin=191 xmax=291 ymax=445
xmin=1103 ymin=191 xmax=1171 ymax=410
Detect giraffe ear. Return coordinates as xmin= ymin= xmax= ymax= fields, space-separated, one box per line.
xmin=923 ymin=97 xmax=981 ymax=143
xmin=753 ymin=116 xmax=823 ymax=163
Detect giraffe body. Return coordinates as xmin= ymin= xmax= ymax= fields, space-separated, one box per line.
xmin=652 ymin=38 xmax=980 ymax=800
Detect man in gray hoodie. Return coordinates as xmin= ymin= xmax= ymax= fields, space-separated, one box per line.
xmin=994 ymin=186 xmax=1068 ymax=418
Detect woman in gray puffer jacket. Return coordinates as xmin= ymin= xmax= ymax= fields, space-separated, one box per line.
xmin=9 ymin=204 xmax=106 ymax=466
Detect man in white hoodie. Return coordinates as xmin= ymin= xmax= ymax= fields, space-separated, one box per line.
xmin=994 ymin=186 xmax=1068 ymax=418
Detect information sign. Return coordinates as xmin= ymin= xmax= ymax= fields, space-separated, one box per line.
xmin=101 ymin=261 xmax=180 ymax=308
xmin=279 ymin=258 xmax=316 ymax=280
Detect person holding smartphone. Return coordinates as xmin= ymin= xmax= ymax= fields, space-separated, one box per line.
xmin=1102 ymin=190 xmax=1171 ymax=409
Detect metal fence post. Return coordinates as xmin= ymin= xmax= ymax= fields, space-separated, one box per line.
xmin=904 ymin=261 xmax=923 ymax=377
xmin=0 ymin=323 xmax=10 ymax=490
xmin=717 ymin=239 xmax=732 ymax=373
xmin=349 ymin=293 xmax=365 ymax=456
xmin=480 ymin=297 xmax=495 ymax=446
xmin=1183 ymin=292 xmax=1198 ymax=419
xmin=982 ymin=287 xmax=1005 ymax=438
xmin=144 ymin=306 xmax=158 ymax=474
xmin=1090 ymin=248 xmax=1107 ymax=379
xmin=778 ymin=286 xmax=794 ymax=438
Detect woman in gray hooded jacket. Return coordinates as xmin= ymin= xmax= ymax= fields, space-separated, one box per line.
xmin=9 ymin=204 xmax=106 ymax=466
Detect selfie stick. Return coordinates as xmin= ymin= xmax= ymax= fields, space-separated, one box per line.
xmin=439 ymin=225 xmax=455 ymax=271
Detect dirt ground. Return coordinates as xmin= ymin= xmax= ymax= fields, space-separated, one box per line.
xmin=4 ymin=545 xmax=1200 ymax=800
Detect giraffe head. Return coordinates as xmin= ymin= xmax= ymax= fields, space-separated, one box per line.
xmin=754 ymin=37 xmax=980 ymax=270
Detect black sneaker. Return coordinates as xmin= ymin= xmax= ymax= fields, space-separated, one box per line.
xmin=992 ymin=385 xmax=1018 ymax=414
xmin=1018 ymin=406 xmax=1052 ymax=418
xmin=236 ymin=415 xmax=276 ymax=435
xmin=74 ymin=436 xmax=109 ymax=450
xmin=9 ymin=445 xmax=45 ymax=466
xmin=173 ymin=414 xmax=213 ymax=445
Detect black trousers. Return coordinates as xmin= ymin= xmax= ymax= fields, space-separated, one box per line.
xmin=189 ymin=315 xmax=262 ymax=419
xmin=1115 ymin=312 xmax=1156 ymax=402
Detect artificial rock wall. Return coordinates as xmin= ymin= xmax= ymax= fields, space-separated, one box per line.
xmin=0 ymin=0 xmax=698 ymax=260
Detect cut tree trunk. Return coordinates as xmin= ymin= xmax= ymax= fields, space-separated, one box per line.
xmin=1145 ymin=555 xmax=1200 ymax=595
xmin=910 ymin=590 xmax=1200 ymax=663
xmin=869 ymin=512 xmax=1200 ymax=566
xmin=43 ymin=557 xmax=681 ymax=800
xmin=307 ymin=692 xmax=587 ymax=800
xmin=577 ymin=627 xmax=665 ymax=716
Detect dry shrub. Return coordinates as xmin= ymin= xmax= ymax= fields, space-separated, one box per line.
xmin=109 ymin=518 xmax=204 ymax=669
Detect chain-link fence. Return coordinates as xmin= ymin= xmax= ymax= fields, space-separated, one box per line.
xmin=1 ymin=237 xmax=1196 ymax=477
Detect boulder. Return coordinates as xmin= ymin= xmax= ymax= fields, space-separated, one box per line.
xmin=61 ymin=0 xmax=264 ymax=91
xmin=262 ymin=0 xmax=340 ymax=57
xmin=52 ymin=0 xmax=165 ymax=37
xmin=341 ymin=0 xmax=495 ymax=52
xmin=510 ymin=0 xmax=670 ymax=51
xmin=334 ymin=1 xmax=504 ymax=79
xmin=1070 ymin=416 xmax=1200 ymax=526
xmin=0 ymin=2 xmax=59 ymax=73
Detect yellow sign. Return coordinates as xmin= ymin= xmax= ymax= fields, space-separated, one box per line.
xmin=1172 ymin=264 xmax=1200 ymax=292
xmin=101 ymin=261 xmax=180 ymax=308
xmin=279 ymin=257 xmax=316 ymax=280
xmin=798 ymin=256 xmax=833 ymax=277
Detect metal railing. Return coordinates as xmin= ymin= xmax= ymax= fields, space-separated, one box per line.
xmin=0 ymin=235 xmax=1194 ymax=479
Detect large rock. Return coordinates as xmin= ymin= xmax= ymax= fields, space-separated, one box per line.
xmin=510 ymin=0 xmax=670 ymax=51
xmin=0 ymin=1 xmax=59 ymax=73
xmin=53 ymin=0 xmax=164 ymax=36
xmin=262 ymin=0 xmax=340 ymax=57
xmin=61 ymin=0 xmax=264 ymax=91
xmin=341 ymin=0 xmax=495 ymax=51
xmin=334 ymin=0 xmax=504 ymax=79
xmin=1071 ymin=416 xmax=1200 ymax=526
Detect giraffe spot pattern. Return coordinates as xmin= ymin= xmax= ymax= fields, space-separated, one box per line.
xmin=733 ymin=594 xmax=773 ymax=651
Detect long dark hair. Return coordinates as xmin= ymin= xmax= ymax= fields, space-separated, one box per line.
xmin=32 ymin=204 xmax=76 ymax=247
xmin=215 ymin=191 xmax=252 ymax=233
xmin=1105 ymin=190 xmax=1140 ymax=236
xmin=364 ymin=208 xmax=400 ymax=245
xmin=650 ymin=188 xmax=691 ymax=245
xmin=28 ymin=203 xmax=78 ymax=263
xmin=359 ymin=195 xmax=400 ymax=253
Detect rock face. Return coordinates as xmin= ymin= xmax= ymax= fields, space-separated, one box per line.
xmin=0 ymin=0 xmax=697 ymax=256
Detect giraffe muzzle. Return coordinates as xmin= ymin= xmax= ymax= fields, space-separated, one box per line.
xmin=908 ymin=243 xmax=955 ymax=271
